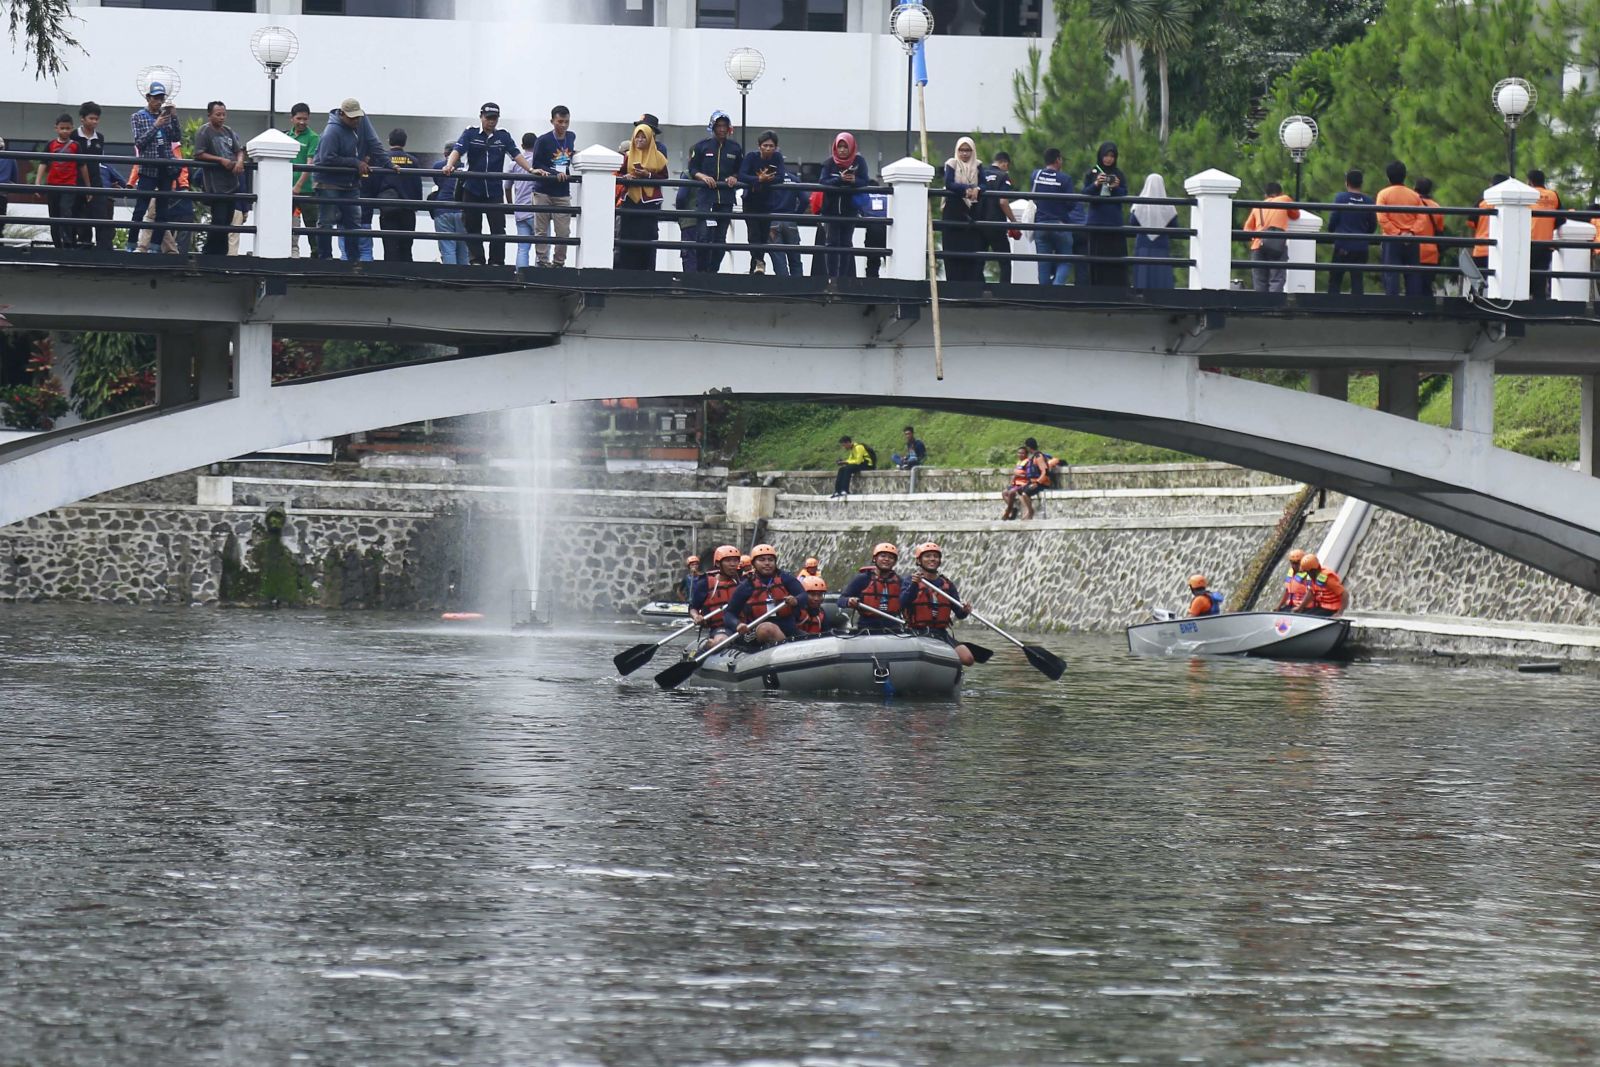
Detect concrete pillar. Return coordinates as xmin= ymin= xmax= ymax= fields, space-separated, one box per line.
xmin=572 ymin=144 xmax=624 ymax=270
xmin=1378 ymin=367 xmax=1418 ymax=420
xmin=1309 ymin=368 xmax=1347 ymax=402
xmin=236 ymin=323 xmax=273 ymax=402
xmin=883 ymin=156 xmax=936 ymax=281
xmin=1582 ymin=376 xmax=1600 ymax=477
xmin=246 ymin=129 xmax=300 ymax=260
xmin=1554 ymin=220 xmax=1596 ymax=303
xmin=1451 ymin=359 xmax=1495 ymax=435
xmin=726 ymin=486 xmax=778 ymax=522
xmin=155 ymin=332 xmax=196 ymax=408
xmin=1484 ymin=178 xmax=1539 ymax=301
xmin=1285 ymin=210 xmax=1323 ymax=294
xmin=1183 ymin=168 xmax=1242 ymax=291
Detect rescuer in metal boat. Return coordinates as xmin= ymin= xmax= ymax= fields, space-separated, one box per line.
xmin=1186 ymin=574 xmax=1225 ymax=617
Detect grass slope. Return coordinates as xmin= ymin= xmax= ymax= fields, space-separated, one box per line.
xmin=728 ymin=375 xmax=1583 ymax=470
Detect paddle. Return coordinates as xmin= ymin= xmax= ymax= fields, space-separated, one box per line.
xmin=854 ymin=600 xmax=995 ymax=664
xmin=654 ymin=603 xmax=787 ymax=690
xmin=914 ymin=577 xmax=1064 ymax=680
xmin=613 ymin=607 xmax=723 ymax=676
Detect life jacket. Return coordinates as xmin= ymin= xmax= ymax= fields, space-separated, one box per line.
xmin=739 ymin=572 xmax=793 ymax=624
xmin=700 ymin=573 xmax=737 ymax=616
xmin=1307 ymin=569 xmax=1345 ymax=612
xmin=797 ymin=602 xmax=823 ymax=636
xmin=1192 ymin=590 xmax=1224 ymax=616
xmin=1283 ymin=569 xmax=1309 ymax=608
xmin=904 ymin=574 xmax=956 ymax=628
xmin=1008 ymin=457 xmax=1039 ymax=488
xmin=855 ymin=566 xmax=901 ymax=617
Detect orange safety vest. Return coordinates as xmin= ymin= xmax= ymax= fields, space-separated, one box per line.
xmin=1471 ymin=200 xmax=1493 ymax=260
xmin=1418 ymin=198 xmax=1446 ymax=266
xmin=904 ymin=574 xmax=957 ymax=628
xmin=1531 ymin=186 xmax=1562 ymax=243
xmin=700 ymin=573 xmax=737 ymax=616
xmin=797 ymin=603 xmax=823 ymax=636
xmin=738 ymin=572 xmax=793 ymax=624
xmin=855 ymin=568 xmax=901 ymax=617
xmin=1284 ymin=569 xmax=1310 ymax=609
xmin=1306 ymin=569 xmax=1345 ymax=612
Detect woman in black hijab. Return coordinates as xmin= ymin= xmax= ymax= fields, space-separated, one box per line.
xmin=1083 ymin=141 xmax=1129 ymax=286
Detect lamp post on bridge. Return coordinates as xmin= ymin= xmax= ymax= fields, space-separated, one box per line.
xmin=250 ymin=25 xmax=299 ymax=130
xmin=890 ymin=3 xmax=933 ymax=159
xmin=1278 ymin=115 xmax=1317 ymax=202
xmin=724 ymin=46 xmax=764 ymax=149
xmin=1493 ymin=77 xmax=1536 ymax=177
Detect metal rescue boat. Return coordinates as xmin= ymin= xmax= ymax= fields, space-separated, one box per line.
xmin=689 ymin=631 xmax=964 ymax=695
xmin=1126 ymin=610 xmax=1351 ymax=660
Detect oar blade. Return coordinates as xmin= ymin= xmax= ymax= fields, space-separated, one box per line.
xmin=654 ymin=656 xmax=701 ymax=690
xmin=613 ymin=643 xmax=658 ymax=676
xmin=1023 ymin=643 xmax=1067 ymax=681
xmin=962 ymin=640 xmax=995 ymax=664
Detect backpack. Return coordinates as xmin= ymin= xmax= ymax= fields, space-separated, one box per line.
xmin=862 ymin=444 xmax=877 ymax=470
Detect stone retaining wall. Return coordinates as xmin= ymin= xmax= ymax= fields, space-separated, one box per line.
xmin=774 ymin=486 xmax=1311 ymax=522
xmin=760 ymin=463 xmax=1296 ymax=496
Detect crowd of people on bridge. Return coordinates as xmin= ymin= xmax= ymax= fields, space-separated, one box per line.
xmin=2 ymin=86 xmax=1593 ymax=297
xmin=684 ymin=541 xmax=978 ymax=665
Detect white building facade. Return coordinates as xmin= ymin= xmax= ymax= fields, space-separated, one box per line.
xmin=1 ymin=0 xmax=1062 ymax=170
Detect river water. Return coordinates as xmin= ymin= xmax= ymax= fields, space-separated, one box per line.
xmin=2 ymin=604 xmax=1598 ymax=1066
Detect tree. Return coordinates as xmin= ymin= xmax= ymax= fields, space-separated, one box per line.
xmin=1141 ymin=0 xmax=1197 ymax=145
xmin=1091 ymin=0 xmax=1152 ymax=119
xmin=5 ymin=0 xmax=82 ymax=80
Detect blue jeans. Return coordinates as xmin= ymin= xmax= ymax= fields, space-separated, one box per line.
xmin=1036 ymin=227 xmax=1073 ymax=285
xmin=434 ymin=211 xmax=467 ymax=264
xmin=128 ymin=169 xmax=174 ymax=250
xmin=769 ymin=222 xmax=802 ymax=278
xmin=515 ymin=217 xmax=534 ymax=268
xmin=315 ymin=186 xmax=361 ymax=261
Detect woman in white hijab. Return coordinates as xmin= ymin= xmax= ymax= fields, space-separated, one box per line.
xmin=941 ymin=136 xmax=986 ymax=283
xmin=1130 ymin=173 xmax=1179 ymax=288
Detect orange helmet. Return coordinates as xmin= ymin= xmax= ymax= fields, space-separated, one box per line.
xmin=1287 ymin=548 xmax=1305 ymax=564
xmin=1187 ymin=573 xmax=1208 ymax=590
xmin=750 ymin=544 xmax=777 ymax=561
xmin=1300 ymin=554 xmax=1320 ymax=572
xmin=685 ymin=555 xmax=701 ymax=566
xmin=801 ymin=575 xmax=827 ymax=592
xmin=804 ymin=557 xmax=820 ymax=569
xmin=712 ymin=545 xmax=740 ymax=564
xmin=739 ymin=554 xmax=752 ymax=568
xmin=872 ymin=542 xmax=899 ymax=559
xmin=914 ymin=541 xmax=942 ymax=559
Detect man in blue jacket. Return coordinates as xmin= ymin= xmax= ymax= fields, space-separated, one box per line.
xmin=1326 ymin=168 xmax=1376 ymax=296
xmin=688 ymin=110 xmax=743 ymax=273
xmin=442 ymin=102 xmax=533 ymax=267
xmin=723 ymin=544 xmax=805 ymax=647
xmin=527 ymin=105 xmax=576 ymax=268
xmin=1031 ymin=148 xmax=1074 ymax=286
xmin=737 ymin=130 xmax=785 ymax=275
xmin=312 ymin=98 xmax=387 ymax=261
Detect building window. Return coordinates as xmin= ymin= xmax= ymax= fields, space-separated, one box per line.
xmin=926 ymin=0 xmax=1042 ymax=37
xmin=609 ymin=0 xmax=656 ymax=26
xmin=695 ymin=0 xmax=846 ymax=32
xmin=302 ymin=0 xmax=456 ymax=17
xmin=102 ymin=0 xmax=257 ymax=11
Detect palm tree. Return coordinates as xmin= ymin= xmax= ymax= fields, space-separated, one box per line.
xmin=1141 ymin=0 xmax=1197 ymax=146
xmin=1090 ymin=0 xmax=1152 ymax=118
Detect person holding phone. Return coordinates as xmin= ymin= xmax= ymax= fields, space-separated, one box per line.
xmin=128 ymin=81 xmax=178 ymax=252
xmin=1082 ymin=141 xmax=1129 ymax=286
xmin=615 ymin=123 xmax=668 ymax=271
xmin=819 ymin=132 xmax=871 ymax=279
xmin=738 ymin=130 xmax=786 ymax=275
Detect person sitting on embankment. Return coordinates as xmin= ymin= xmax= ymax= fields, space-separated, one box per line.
xmin=1292 ymin=554 xmax=1346 ymax=616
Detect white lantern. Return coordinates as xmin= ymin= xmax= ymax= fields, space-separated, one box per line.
xmin=725 ymin=46 xmax=765 ymax=88
xmin=1493 ymin=77 xmax=1535 ymax=126
xmin=250 ymin=26 xmax=300 ymax=74
xmin=135 ymin=65 xmax=182 ymax=102
xmin=891 ymin=3 xmax=934 ymax=51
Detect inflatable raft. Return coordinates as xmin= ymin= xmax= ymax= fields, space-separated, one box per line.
xmin=690 ymin=631 xmax=964 ymax=695
xmin=1126 ymin=610 xmax=1351 ymax=660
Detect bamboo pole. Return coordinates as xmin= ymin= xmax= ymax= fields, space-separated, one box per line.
xmin=917 ymin=82 xmax=944 ymax=381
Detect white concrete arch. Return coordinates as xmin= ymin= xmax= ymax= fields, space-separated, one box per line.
xmin=5 ymin=309 xmax=1600 ymax=591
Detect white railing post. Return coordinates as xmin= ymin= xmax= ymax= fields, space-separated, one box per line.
xmin=245 ymin=129 xmax=301 ymax=260
xmin=1554 ymin=219 xmax=1596 ymax=303
xmin=1285 ymin=209 xmax=1323 ymax=294
xmin=883 ymin=156 xmax=936 ymax=281
xmin=1484 ymin=178 xmax=1539 ymax=301
xmin=1183 ymin=168 xmax=1242 ymax=291
xmin=572 ymin=144 xmax=624 ymax=270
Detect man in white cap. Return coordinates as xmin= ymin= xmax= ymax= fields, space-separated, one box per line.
xmin=312 ymin=98 xmax=387 ymax=261
xmin=128 ymin=80 xmax=178 ymax=251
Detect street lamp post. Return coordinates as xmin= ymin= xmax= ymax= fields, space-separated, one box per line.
xmin=724 ymin=46 xmax=765 ymax=148
xmin=1493 ymin=77 xmax=1536 ymax=177
xmin=890 ymin=3 xmax=933 ymax=158
xmin=1278 ymin=115 xmax=1318 ymax=202
xmin=250 ymin=26 xmax=299 ymax=130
